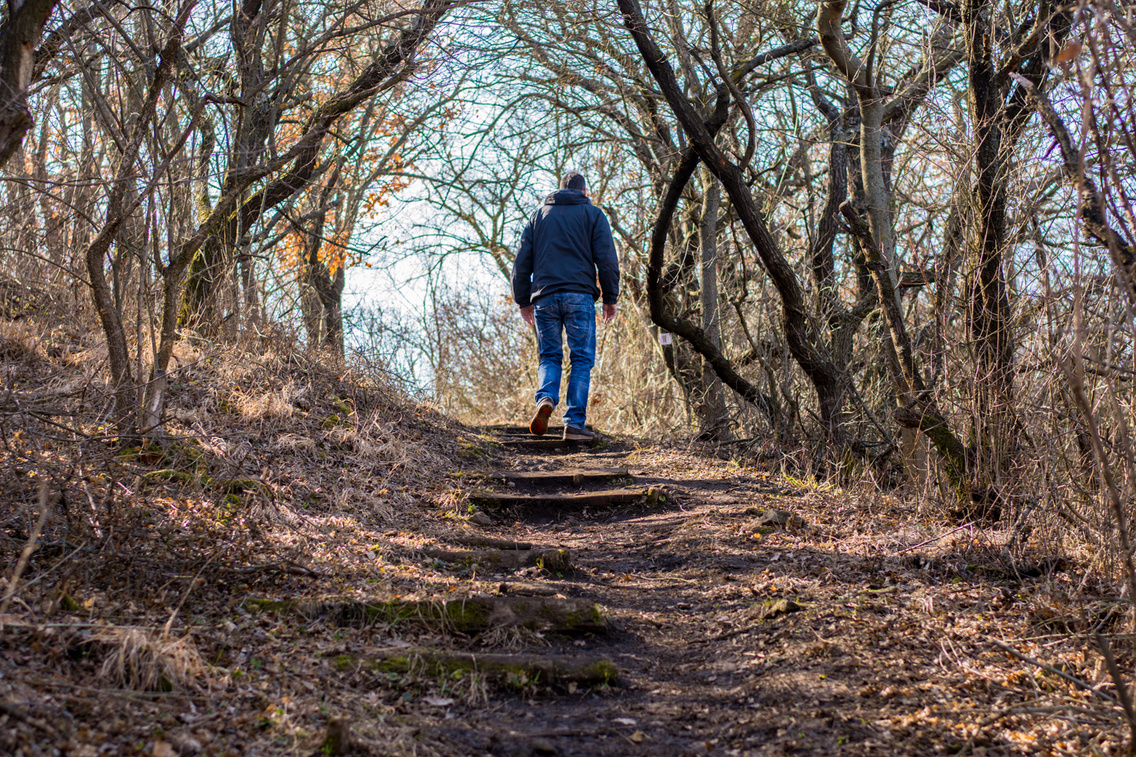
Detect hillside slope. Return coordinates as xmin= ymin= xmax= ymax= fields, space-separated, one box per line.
xmin=0 ymin=318 xmax=1128 ymax=756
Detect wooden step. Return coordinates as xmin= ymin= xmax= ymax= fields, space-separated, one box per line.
xmin=246 ymin=595 xmax=608 ymax=635
xmin=423 ymin=546 xmax=572 ymax=573
xmin=451 ymin=535 xmax=534 ymax=550
xmin=469 ymin=486 xmax=666 ymax=510
xmin=495 ymin=437 xmax=602 ymax=451
xmin=476 ymin=424 xmax=592 ymax=435
xmin=491 ymin=467 xmax=631 ymax=488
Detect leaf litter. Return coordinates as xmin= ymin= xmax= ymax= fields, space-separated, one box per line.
xmin=0 ymin=335 xmax=1131 ymax=756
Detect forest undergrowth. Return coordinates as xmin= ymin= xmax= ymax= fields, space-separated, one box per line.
xmin=0 ymin=304 xmax=1133 ymax=757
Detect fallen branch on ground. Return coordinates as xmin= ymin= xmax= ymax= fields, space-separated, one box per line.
xmin=896 ymin=521 xmax=976 ymax=554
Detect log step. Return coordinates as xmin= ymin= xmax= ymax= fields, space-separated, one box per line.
xmin=492 ymin=468 xmax=630 ymax=488
xmin=372 ymin=650 xmax=619 ymax=689
xmin=469 ymin=486 xmax=667 ymax=510
xmin=475 ymin=424 xmax=592 ymax=435
xmin=495 ymin=437 xmax=603 ymax=451
xmin=451 ymin=536 xmax=534 ymax=550
xmin=422 ymin=547 xmax=572 ymax=574
xmin=245 ymin=595 xmax=608 ymax=635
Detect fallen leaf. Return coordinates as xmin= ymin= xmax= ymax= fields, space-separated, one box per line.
xmin=1053 ymin=41 xmax=1082 ymax=65
xmin=424 ymin=697 xmax=454 ymax=707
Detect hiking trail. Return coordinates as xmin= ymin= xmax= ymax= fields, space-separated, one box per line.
xmin=309 ymin=425 xmax=1112 ymax=756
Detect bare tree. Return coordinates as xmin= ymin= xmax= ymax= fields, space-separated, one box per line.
xmin=0 ymin=0 xmax=58 ymax=167
xmin=7 ymin=0 xmax=453 ymax=436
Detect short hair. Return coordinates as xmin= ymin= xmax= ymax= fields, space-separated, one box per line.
xmin=560 ymin=172 xmax=587 ymax=192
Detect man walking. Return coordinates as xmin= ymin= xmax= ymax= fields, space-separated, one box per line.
xmin=511 ymin=172 xmax=619 ymax=441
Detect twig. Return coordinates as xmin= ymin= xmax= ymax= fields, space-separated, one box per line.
xmin=0 ymin=483 xmax=50 ymax=618
xmin=163 ymin=553 xmax=218 ymax=637
xmin=19 ymin=541 xmax=89 ymax=592
xmin=229 ymin=561 xmax=326 ymax=578
xmin=0 ymin=700 xmax=60 ymax=739
xmin=975 ymin=703 xmax=1112 ymax=728
xmin=990 ymin=639 xmax=1118 ymax=705
xmin=1096 ymin=633 xmax=1136 ymax=747
xmin=896 ymin=521 xmax=976 ymax=554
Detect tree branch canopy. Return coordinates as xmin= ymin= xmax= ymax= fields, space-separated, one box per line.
xmin=618 ymin=0 xmax=848 ymax=441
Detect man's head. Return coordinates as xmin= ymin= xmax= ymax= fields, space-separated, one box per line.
xmin=560 ymin=172 xmax=587 ymax=193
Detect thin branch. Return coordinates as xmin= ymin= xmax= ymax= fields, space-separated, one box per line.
xmin=990 ymin=639 xmax=1119 ymax=706
xmin=1010 ymin=72 xmax=1136 ymax=304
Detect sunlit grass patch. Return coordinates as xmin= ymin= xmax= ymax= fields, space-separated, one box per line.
xmin=93 ymin=627 xmax=215 ymax=693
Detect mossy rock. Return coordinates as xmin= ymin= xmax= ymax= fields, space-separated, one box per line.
xmin=458 ymin=442 xmax=487 ymax=460
xmin=745 ymin=509 xmax=807 ymax=532
xmin=57 ymin=593 xmax=81 ymax=612
xmin=760 ymin=598 xmax=804 ymax=619
xmin=243 ymin=597 xmax=296 ymax=613
xmin=374 ymin=650 xmax=619 ymax=690
xmin=165 ymin=439 xmax=207 ymax=463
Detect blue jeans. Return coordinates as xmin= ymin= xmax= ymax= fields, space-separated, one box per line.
xmin=533 ymin=292 xmax=596 ymax=429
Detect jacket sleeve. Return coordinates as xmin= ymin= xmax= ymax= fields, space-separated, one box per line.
xmin=592 ymin=209 xmax=619 ymax=304
xmin=511 ymin=215 xmax=536 ymax=307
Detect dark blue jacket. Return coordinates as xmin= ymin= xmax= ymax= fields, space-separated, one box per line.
xmin=511 ymin=189 xmax=619 ymax=307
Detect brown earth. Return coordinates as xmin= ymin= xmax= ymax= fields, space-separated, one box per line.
xmin=0 ymin=341 xmax=1130 ymax=756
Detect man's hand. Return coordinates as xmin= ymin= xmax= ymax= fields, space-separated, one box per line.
xmin=602 ymin=303 xmax=617 ymax=323
xmin=520 ymin=305 xmax=535 ymax=325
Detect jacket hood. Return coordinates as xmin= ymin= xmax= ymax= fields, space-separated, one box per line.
xmin=544 ymin=189 xmax=591 ymax=206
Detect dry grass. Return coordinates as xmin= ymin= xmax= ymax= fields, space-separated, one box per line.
xmin=93 ymin=627 xmax=213 ymax=692
xmin=0 ymin=320 xmax=50 ymax=364
xmin=0 ymin=317 xmax=479 ymax=755
xmin=234 ymin=381 xmax=300 ymax=419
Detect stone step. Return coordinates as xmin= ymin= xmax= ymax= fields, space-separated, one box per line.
xmin=491 ymin=467 xmax=631 ymax=488
xmin=469 ymin=486 xmax=667 ymax=511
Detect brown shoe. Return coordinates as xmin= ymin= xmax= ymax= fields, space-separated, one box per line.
xmin=529 ymin=398 xmax=554 ymax=435
xmin=563 ymin=425 xmax=596 ymax=442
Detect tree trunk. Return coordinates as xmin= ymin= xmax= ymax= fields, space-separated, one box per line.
xmin=964 ymin=0 xmax=1014 ymax=488
xmin=0 ymin=0 xmax=58 ymax=169
xmin=697 ymin=176 xmax=728 ymax=440
xmin=184 ymin=0 xmax=275 ymax=333
xmin=818 ymin=0 xmax=970 ymax=492
xmin=301 ymin=166 xmax=345 ymax=355
xmin=84 ymin=9 xmax=191 ymax=437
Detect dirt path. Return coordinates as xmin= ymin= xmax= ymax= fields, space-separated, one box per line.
xmin=393 ymin=428 xmax=1122 ymax=757
xmin=2 ymin=423 xmax=1124 ymax=757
